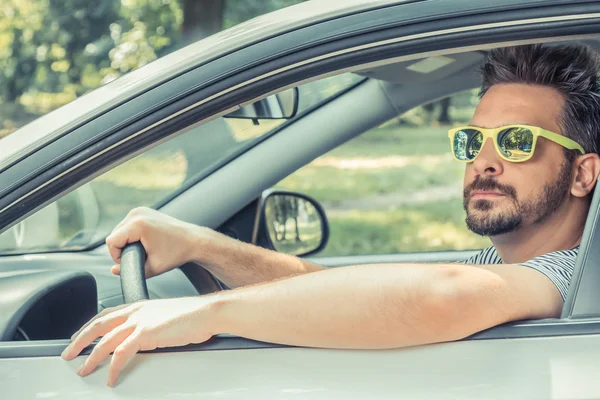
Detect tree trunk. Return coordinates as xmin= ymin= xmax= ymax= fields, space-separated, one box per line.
xmin=438 ymin=97 xmax=452 ymax=125
xmin=181 ymin=0 xmax=225 ymax=44
xmin=177 ymin=0 xmax=228 ymax=182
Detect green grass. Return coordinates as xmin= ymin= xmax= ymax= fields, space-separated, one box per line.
xmin=274 ymin=121 xmax=487 ymax=256
xmin=320 ymin=201 xmax=491 ymax=257
xmin=327 ymin=125 xmax=452 ymax=158
xmin=277 ymin=159 xmax=464 ymax=202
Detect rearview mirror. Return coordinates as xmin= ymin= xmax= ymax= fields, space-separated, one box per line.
xmin=254 ymin=190 xmax=329 ymax=257
xmin=224 ymin=87 xmax=299 ymax=120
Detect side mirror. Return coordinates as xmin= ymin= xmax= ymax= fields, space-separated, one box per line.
xmin=254 ymin=190 xmax=329 ymax=257
xmin=224 ymin=87 xmax=299 ymax=120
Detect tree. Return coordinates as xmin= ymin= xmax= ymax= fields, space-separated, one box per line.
xmin=179 ymin=0 xmax=307 ymax=44
xmin=0 ymin=0 xmax=183 ymax=136
xmin=0 ymin=0 xmax=306 ymax=138
xmin=181 ymin=0 xmax=224 ymax=44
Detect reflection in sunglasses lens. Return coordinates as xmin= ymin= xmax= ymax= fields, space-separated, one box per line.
xmin=454 ymin=129 xmax=483 ymax=161
xmin=454 ymin=130 xmax=469 ymax=160
xmin=466 ymin=130 xmax=482 ymax=160
xmin=499 ymin=128 xmax=534 ymax=161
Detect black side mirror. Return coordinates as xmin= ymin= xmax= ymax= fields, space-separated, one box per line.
xmin=253 ymin=190 xmax=329 ymax=257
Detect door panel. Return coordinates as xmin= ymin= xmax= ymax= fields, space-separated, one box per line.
xmin=3 ymin=334 xmax=600 ymax=399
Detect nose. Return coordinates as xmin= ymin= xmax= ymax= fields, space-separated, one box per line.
xmin=471 ymin=138 xmax=504 ymax=177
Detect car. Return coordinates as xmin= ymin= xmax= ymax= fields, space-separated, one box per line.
xmin=3 ymin=0 xmax=600 ymax=398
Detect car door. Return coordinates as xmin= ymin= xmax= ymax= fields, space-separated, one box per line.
xmin=4 ymin=1 xmax=600 ymax=399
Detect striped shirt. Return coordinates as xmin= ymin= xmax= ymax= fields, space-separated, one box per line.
xmin=464 ymin=246 xmax=579 ymax=301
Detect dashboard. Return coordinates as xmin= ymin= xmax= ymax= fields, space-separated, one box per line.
xmin=0 ymin=250 xmax=199 ymax=342
xmin=0 ymin=270 xmax=96 ymax=341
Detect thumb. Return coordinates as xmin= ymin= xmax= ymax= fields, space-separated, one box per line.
xmin=111 ymin=264 xmax=121 ymax=275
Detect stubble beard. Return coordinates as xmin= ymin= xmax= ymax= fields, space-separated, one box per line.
xmin=464 ymin=160 xmax=573 ymax=237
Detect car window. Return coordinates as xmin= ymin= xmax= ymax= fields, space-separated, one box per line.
xmin=275 ymin=89 xmax=492 ymax=257
xmin=0 ymin=73 xmax=363 ymax=254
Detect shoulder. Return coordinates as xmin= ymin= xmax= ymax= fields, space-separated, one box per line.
xmin=520 ymin=246 xmax=579 ymax=301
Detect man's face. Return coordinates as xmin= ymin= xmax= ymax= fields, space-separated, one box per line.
xmin=463 ymin=83 xmax=574 ymax=236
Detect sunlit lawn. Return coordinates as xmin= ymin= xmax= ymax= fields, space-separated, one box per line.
xmin=320 ymin=202 xmax=490 ymax=257
xmin=275 ymin=124 xmax=489 ymax=255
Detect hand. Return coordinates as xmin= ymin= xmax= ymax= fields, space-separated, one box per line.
xmin=61 ymin=297 xmax=216 ymax=387
xmin=107 ymin=207 xmax=210 ymax=278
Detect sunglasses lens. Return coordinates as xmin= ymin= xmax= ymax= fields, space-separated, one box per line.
xmin=453 ymin=129 xmax=483 ymax=161
xmin=498 ymin=127 xmax=534 ymax=161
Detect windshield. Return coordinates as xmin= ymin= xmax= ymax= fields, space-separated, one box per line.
xmin=0 ymin=73 xmax=364 ymax=254
xmin=0 ymin=1 xmax=369 ymax=254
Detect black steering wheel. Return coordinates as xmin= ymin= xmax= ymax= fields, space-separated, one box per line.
xmin=119 ymin=242 xmax=225 ymax=303
xmin=120 ymin=242 xmax=150 ymax=303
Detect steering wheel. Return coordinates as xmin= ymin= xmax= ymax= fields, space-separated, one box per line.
xmin=119 ymin=242 xmax=225 ymax=303
xmin=120 ymin=242 xmax=150 ymax=303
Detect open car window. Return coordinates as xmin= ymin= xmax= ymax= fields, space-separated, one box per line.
xmin=0 ymin=74 xmax=363 ymax=254
xmin=276 ymin=89 xmax=491 ymax=256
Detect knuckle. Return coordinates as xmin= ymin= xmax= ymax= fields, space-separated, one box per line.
xmin=113 ymin=346 xmax=128 ymax=357
xmin=129 ymin=207 xmax=150 ymax=217
xmin=90 ymin=319 xmax=104 ymax=329
xmin=127 ymin=207 xmax=142 ymax=217
xmin=130 ymin=216 xmax=148 ymax=229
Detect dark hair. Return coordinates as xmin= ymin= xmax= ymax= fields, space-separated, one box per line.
xmin=480 ymin=44 xmax=600 ymax=158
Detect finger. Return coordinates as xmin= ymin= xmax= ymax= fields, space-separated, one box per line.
xmin=63 ymin=312 xmax=129 ymax=361
xmin=111 ymin=264 xmax=121 ymax=275
xmin=110 ymin=216 xmax=129 ymax=235
xmin=106 ymin=220 xmax=131 ymax=263
xmin=107 ymin=243 xmax=123 ymax=265
xmin=70 ymin=305 xmax=128 ymax=341
xmin=77 ymin=324 xmax=135 ymax=377
xmin=106 ymin=224 xmax=142 ymax=264
xmin=107 ymin=331 xmax=142 ymax=387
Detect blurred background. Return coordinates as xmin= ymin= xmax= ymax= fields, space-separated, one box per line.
xmin=0 ymin=0 xmax=488 ymax=257
xmin=0 ymin=0 xmax=306 ymax=136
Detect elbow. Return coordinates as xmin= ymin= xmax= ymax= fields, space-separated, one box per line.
xmin=419 ymin=265 xmax=505 ymax=343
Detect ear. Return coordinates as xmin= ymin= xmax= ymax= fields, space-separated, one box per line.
xmin=571 ymin=154 xmax=600 ymax=198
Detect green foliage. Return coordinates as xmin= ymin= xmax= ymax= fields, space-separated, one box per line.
xmin=0 ymin=0 xmax=305 ymax=137
xmin=224 ymin=0 xmax=305 ymax=28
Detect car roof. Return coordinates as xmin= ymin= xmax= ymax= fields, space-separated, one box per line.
xmin=0 ymin=0 xmax=407 ymax=170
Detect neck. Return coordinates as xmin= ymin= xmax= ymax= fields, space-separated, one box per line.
xmin=491 ymin=199 xmax=587 ymax=264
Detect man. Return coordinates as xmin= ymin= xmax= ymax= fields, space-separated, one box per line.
xmin=62 ymin=44 xmax=600 ymax=387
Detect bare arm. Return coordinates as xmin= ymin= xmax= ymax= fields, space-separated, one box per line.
xmin=64 ymin=260 xmax=564 ymax=387
xmin=106 ymin=207 xmax=325 ymax=288
xmin=194 ymin=229 xmax=325 ymax=288
xmin=209 ymin=262 xmax=563 ymax=348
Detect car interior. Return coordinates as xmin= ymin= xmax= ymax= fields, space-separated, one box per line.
xmin=3 ymin=36 xmax=600 ymax=344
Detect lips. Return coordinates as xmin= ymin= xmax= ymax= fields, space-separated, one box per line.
xmin=470 ymin=190 xmax=505 ymax=199
xmin=463 ymin=178 xmax=517 ymax=203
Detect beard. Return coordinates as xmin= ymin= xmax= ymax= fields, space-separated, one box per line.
xmin=463 ymin=160 xmax=573 ymax=237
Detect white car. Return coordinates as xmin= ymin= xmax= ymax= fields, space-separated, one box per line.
xmin=2 ymin=0 xmax=600 ymax=398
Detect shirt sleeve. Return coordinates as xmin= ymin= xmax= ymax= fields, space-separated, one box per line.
xmin=520 ymin=249 xmax=578 ymax=301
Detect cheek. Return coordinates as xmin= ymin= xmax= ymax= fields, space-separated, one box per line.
xmin=506 ymin=164 xmax=553 ymax=201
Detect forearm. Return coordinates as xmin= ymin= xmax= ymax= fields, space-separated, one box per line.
xmin=206 ymin=263 xmax=481 ymax=349
xmin=192 ymin=229 xmax=325 ymax=288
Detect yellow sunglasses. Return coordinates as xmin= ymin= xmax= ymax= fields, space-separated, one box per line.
xmin=448 ymin=124 xmax=585 ymax=163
